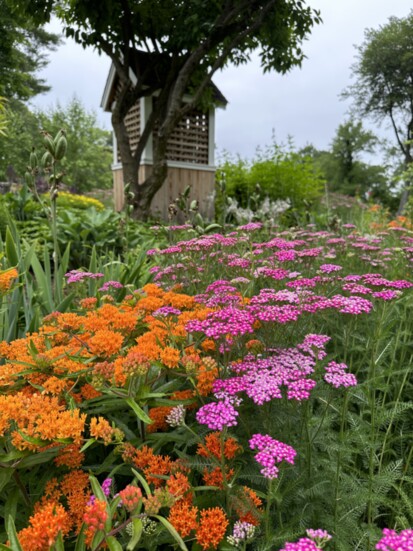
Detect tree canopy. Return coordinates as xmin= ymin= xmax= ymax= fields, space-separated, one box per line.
xmin=344 ymin=11 xmax=413 ymax=210
xmin=0 ymin=2 xmax=60 ymax=103
xmin=11 ymin=0 xmax=321 ymax=219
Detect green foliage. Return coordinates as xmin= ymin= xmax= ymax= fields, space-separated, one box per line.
xmin=0 ymin=2 xmax=60 ymax=102
xmin=0 ymin=98 xmax=112 ymax=192
xmin=329 ymin=120 xmax=387 ymax=196
xmin=0 ymin=103 xmax=42 ymax=181
xmin=218 ymin=142 xmax=324 ymax=217
xmin=344 ymin=10 xmax=413 ymax=180
xmin=0 ymin=97 xmax=8 ymax=136
xmin=38 ymin=97 xmax=112 ymax=192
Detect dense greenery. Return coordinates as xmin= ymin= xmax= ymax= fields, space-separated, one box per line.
xmin=0 ymin=98 xmax=112 ymax=191
xmin=217 ymin=141 xmax=325 ymax=223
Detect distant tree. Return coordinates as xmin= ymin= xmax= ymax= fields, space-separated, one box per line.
xmin=39 ymin=98 xmax=113 ymax=192
xmin=329 ymin=120 xmax=382 ymax=196
xmin=344 ymin=11 xmax=413 ymax=212
xmin=12 ymin=0 xmax=321 ymax=219
xmin=0 ymin=2 xmax=60 ymax=103
xmin=0 ymin=103 xmax=41 ymax=181
xmin=0 ymin=99 xmax=112 ymax=192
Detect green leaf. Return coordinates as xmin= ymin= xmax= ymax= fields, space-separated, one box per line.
xmin=0 ymin=545 xmax=13 ymax=550
xmin=6 ymin=516 xmax=23 ymax=551
xmin=80 ymin=438 xmax=96 ymax=453
xmin=4 ymin=488 xmax=20 ymax=530
xmin=5 ymin=226 xmax=18 ymax=267
xmin=53 ymin=531 xmax=65 ymax=551
xmin=74 ymin=524 xmax=86 ymax=551
xmin=56 ymin=291 xmax=76 ymax=313
xmin=126 ymin=518 xmax=143 ymax=550
xmin=30 ymin=252 xmax=54 ymax=311
xmin=106 ymin=536 xmax=123 ymax=551
xmin=0 ymin=468 xmax=13 ymax=493
xmin=131 ymin=468 xmax=152 ymax=497
xmin=89 ymin=475 xmax=107 ymax=503
xmin=124 ymin=398 xmax=153 ymax=425
xmin=153 ymin=515 xmax=188 ymax=550
xmin=0 ymin=450 xmax=26 ymax=464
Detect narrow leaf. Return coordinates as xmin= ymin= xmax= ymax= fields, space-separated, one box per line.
xmin=153 ymin=515 xmax=188 ymax=550
xmin=125 ymin=398 xmax=153 ymax=425
xmin=126 ymin=518 xmax=143 ymax=550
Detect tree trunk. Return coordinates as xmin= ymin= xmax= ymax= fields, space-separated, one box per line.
xmin=396 ymin=151 xmax=413 ymax=216
xmin=131 ymin=134 xmax=169 ymax=221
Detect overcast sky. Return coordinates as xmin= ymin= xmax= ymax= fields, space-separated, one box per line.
xmin=31 ymin=0 xmax=413 ymax=162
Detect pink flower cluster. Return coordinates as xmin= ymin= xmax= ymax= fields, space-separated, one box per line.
xmin=213 ymin=340 xmax=323 ymax=405
xmin=279 ymin=529 xmax=332 ymax=551
xmin=65 ymin=270 xmax=104 ymax=284
xmin=186 ymin=307 xmax=256 ymax=339
xmin=376 ymin=528 xmax=413 ymax=551
xmin=98 ymin=280 xmax=124 ymax=292
xmin=249 ymin=433 xmax=296 ymax=479
xmin=324 ymin=361 xmax=357 ymax=389
xmin=196 ymin=395 xmax=239 ymax=430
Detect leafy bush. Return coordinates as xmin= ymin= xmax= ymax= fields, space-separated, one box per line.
xmin=218 ymin=142 xmax=325 ymax=218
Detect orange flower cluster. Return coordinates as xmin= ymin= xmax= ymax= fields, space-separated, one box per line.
xmin=132 ymin=445 xmax=174 ymax=487
xmin=168 ymin=502 xmax=199 ymax=537
xmin=166 ymin=472 xmax=191 ymax=499
xmin=17 ymin=501 xmax=71 ymax=550
xmin=388 ymin=215 xmax=413 ymax=229
xmin=83 ymin=499 xmax=108 ymax=532
xmin=118 ymin=485 xmax=142 ymax=511
xmin=197 ymin=432 xmax=241 ymax=461
xmin=89 ymin=416 xmax=124 ymax=445
xmin=195 ymin=507 xmax=229 ymax=550
xmin=0 ymin=282 xmax=236 ymax=547
xmin=203 ymin=466 xmax=234 ymax=489
xmin=0 ymin=283 xmax=212 ymax=391
xmin=233 ymin=486 xmax=263 ymax=526
xmin=0 ymin=392 xmax=86 ymax=451
xmin=0 ymin=267 xmax=18 ymax=293
xmin=196 ymin=357 xmax=219 ymax=396
xmin=54 ymin=444 xmax=85 ymax=469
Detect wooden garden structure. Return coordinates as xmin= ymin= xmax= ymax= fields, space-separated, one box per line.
xmin=101 ymin=56 xmax=227 ymax=219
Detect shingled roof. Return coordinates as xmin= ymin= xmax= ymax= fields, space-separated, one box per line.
xmin=101 ymin=49 xmax=228 ymax=112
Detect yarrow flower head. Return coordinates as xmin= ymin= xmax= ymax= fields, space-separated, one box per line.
xmin=166 ymin=404 xmax=186 ymax=427
xmin=153 ymin=306 xmax=182 ymax=317
xmin=376 ymin=528 xmax=413 ymax=551
xmin=324 ymin=361 xmax=357 ymax=388
xmin=227 ymin=521 xmax=256 ymax=547
xmin=196 ymin=394 xmax=240 ymax=430
xmin=249 ymin=433 xmax=296 ymax=479
xmin=99 ymin=280 xmax=124 ymax=292
xmin=65 ymin=270 xmax=104 ymax=284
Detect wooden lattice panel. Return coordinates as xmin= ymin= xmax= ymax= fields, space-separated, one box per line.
xmin=165 ymin=111 xmax=209 ymax=164
xmin=124 ymin=103 xmax=141 ymax=153
xmin=114 ymin=79 xmax=141 ymax=160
